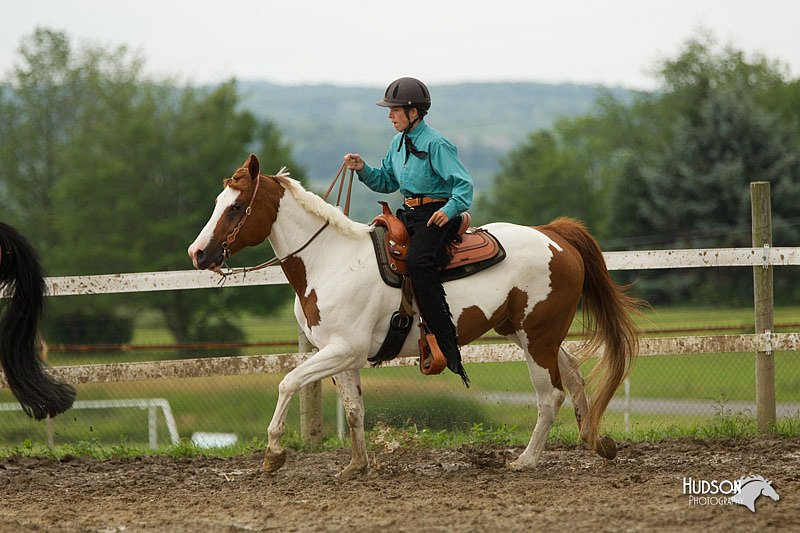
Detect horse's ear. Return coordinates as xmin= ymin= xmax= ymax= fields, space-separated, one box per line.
xmin=244 ymin=154 xmax=260 ymax=179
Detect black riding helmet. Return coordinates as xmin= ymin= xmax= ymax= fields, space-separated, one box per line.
xmin=376 ymin=77 xmax=431 ymax=113
xmin=377 ymin=77 xmax=431 ymax=136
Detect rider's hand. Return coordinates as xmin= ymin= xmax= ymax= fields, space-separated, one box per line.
xmin=343 ymin=153 xmax=364 ymax=171
xmin=427 ymin=210 xmax=450 ymax=227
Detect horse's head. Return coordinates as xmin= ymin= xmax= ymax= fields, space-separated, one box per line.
xmin=188 ymin=154 xmax=285 ymax=270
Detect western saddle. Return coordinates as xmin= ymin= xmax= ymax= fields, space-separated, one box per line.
xmin=371 ymin=201 xmax=501 ymax=276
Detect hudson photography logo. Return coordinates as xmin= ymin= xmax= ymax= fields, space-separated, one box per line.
xmin=682 ymin=475 xmax=780 ymax=512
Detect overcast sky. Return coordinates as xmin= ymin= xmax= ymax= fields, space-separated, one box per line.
xmin=2 ymin=0 xmax=799 ymax=90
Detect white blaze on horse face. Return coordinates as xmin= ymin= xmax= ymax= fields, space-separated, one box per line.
xmin=187 ymin=186 xmax=241 ymax=266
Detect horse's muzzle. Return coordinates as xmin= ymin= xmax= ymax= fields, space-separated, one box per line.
xmin=190 ymin=247 xmax=223 ymax=271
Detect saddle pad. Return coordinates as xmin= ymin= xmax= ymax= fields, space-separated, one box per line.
xmin=369 ymin=226 xmax=506 ymax=288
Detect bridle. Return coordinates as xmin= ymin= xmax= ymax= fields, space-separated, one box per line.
xmin=221 ymin=169 xmax=263 ymax=260
xmin=216 ymin=163 xmax=354 ymax=281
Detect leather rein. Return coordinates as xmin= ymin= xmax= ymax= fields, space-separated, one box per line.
xmin=216 ymin=163 xmax=355 ymax=280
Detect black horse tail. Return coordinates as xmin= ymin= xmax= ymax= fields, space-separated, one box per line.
xmin=0 ymin=222 xmax=75 ymax=419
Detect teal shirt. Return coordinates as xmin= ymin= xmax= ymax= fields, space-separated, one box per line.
xmin=357 ymin=120 xmax=473 ymax=220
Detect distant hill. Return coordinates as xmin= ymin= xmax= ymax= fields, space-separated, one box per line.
xmin=236 ymin=81 xmax=634 ymax=221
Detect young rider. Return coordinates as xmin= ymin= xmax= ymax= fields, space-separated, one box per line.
xmin=344 ymin=77 xmax=474 ymax=385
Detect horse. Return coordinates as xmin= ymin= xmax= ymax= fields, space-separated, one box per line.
xmin=731 ymin=475 xmax=780 ymax=512
xmin=0 ymin=222 xmax=76 ymax=419
xmin=188 ymin=154 xmax=641 ymax=478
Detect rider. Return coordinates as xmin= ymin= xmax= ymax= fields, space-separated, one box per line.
xmin=344 ymin=77 xmax=474 ymax=385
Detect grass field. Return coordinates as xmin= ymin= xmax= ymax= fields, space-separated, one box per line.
xmin=1 ymin=304 xmax=799 ymax=453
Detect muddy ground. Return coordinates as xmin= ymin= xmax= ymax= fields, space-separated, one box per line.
xmin=0 ymin=436 xmax=797 ymax=532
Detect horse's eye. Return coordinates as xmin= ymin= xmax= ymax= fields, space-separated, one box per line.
xmin=230 ymin=204 xmax=242 ymax=212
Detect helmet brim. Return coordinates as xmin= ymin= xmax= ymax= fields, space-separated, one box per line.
xmin=376 ymin=98 xmax=431 ymax=110
xmin=376 ymin=98 xmax=407 ymax=108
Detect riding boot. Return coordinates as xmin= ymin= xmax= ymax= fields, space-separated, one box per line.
xmin=420 ymin=283 xmax=469 ymax=386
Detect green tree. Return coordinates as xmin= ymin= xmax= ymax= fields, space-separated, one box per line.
xmin=0 ymin=29 xmax=303 ymax=345
xmin=610 ymin=33 xmax=800 ymax=304
xmin=476 ymin=93 xmax=638 ymax=237
xmin=478 ymin=130 xmax=592 ymax=226
xmin=0 ymin=29 xmax=91 ymax=257
xmin=480 ymin=30 xmax=800 ymax=305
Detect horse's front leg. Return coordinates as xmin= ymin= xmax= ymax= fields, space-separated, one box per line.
xmin=263 ymin=341 xmax=359 ymax=473
xmin=332 ymin=369 xmax=368 ymax=479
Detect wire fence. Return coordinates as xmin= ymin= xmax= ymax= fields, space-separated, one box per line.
xmin=2 ymin=292 xmax=798 ymax=450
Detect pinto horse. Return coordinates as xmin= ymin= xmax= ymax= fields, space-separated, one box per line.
xmin=188 ymin=154 xmax=641 ymax=477
xmin=0 ymin=222 xmax=76 ymax=419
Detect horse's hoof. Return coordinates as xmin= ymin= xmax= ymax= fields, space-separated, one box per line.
xmin=263 ymin=450 xmax=287 ymax=473
xmin=594 ymin=435 xmax=618 ymax=460
xmin=336 ymin=463 xmax=368 ymax=480
xmin=508 ymin=459 xmax=535 ymax=471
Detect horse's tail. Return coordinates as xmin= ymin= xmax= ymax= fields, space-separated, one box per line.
xmin=545 ymin=217 xmax=641 ymax=451
xmin=0 ymin=222 xmax=75 ymax=419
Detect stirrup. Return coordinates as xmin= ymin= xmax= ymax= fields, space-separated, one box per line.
xmin=419 ymin=331 xmax=447 ymax=375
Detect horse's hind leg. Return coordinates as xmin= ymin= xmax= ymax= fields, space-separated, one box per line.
xmin=509 ymin=338 xmax=565 ymax=470
xmin=332 ymin=369 xmax=368 ymax=479
xmin=558 ymin=347 xmax=590 ymax=442
xmin=558 ymin=346 xmax=618 ymax=459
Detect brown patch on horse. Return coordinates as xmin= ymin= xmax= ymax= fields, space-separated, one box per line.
xmin=462 ymin=231 xmax=584 ymax=390
xmin=281 ymin=255 xmax=321 ymax=328
xmin=520 ymin=229 xmax=585 ymax=389
xmin=215 ymin=157 xmax=286 ymax=258
xmin=457 ymin=287 xmax=529 ymax=346
xmin=456 ymin=306 xmax=493 ymax=345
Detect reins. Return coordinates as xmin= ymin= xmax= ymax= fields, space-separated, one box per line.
xmin=322 ymin=162 xmax=355 ymax=217
xmin=216 ymin=163 xmax=356 ymax=282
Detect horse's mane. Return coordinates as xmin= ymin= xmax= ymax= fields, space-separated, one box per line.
xmin=271 ymin=169 xmax=373 ymax=239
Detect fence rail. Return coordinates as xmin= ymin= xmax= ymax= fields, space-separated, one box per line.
xmin=1 ymin=332 xmax=793 ymax=390
xmin=3 ymin=246 xmax=799 ymax=299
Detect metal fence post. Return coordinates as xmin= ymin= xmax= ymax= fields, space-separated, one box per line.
xmin=751 ymin=181 xmax=776 ymax=432
xmin=298 ymin=329 xmax=323 ymax=448
xmin=148 ymin=405 xmax=158 ymax=449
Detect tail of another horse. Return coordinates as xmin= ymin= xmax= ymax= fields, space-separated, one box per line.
xmin=544 ymin=217 xmax=641 ymax=451
xmin=0 ymin=222 xmax=75 ymax=419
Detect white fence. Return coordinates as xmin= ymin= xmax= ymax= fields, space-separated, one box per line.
xmin=0 ymin=181 xmax=796 ymax=441
xmin=25 ymin=246 xmax=798 ymax=298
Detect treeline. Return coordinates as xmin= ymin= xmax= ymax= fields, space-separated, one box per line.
xmin=478 ymin=32 xmax=800 ymax=305
xmin=236 ymin=80 xmax=628 ymax=186
xmin=235 ymin=79 xmax=628 ymax=223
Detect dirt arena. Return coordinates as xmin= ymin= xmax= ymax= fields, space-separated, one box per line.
xmin=0 ymin=436 xmax=796 ymax=532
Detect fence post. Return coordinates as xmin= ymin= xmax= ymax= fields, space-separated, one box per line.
xmin=298 ymin=329 xmax=323 ymax=448
xmin=751 ymin=181 xmax=776 ymax=432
